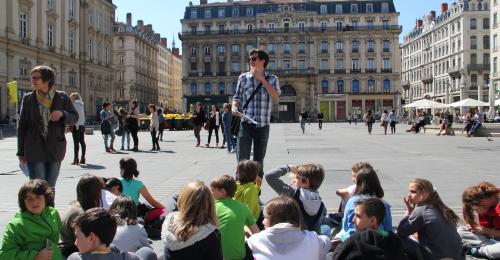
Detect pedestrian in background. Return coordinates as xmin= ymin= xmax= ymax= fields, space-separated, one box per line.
xmin=317 ymin=111 xmax=324 ymax=130
xmin=380 ymin=110 xmax=390 ymax=135
xmin=364 ymin=110 xmax=375 ymax=135
xmin=157 ymin=108 xmax=165 ymax=141
xmin=17 ymin=65 xmax=78 ymax=188
xmin=222 ymin=103 xmax=235 ymax=153
xmin=148 ymin=104 xmax=160 ymax=151
xmin=118 ymin=108 xmax=130 ymax=151
xmin=70 ymin=92 xmax=86 ymax=165
xmin=192 ymin=102 xmax=206 ymax=147
xmin=100 ymin=102 xmax=116 ymax=153
xmin=389 ymin=109 xmax=398 ymax=134
xmin=129 ymin=100 xmax=140 ymax=151
xmin=206 ymin=104 xmax=221 ymax=147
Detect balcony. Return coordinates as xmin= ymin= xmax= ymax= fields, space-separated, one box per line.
xmin=334 ymin=69 xmax=346 ymax=74
xmin=188 ymin=72 xmax=199 ymax=77
xmin=336 ymin=49 xmax=344 ymax=53
xmin=421 ymin=75 xmax=433 ymax=84
xmin=351 ymin=68 xmax=361 ymax=74
xmin=19 ymin=37 xmax=30 ymax=45
xmin=352 ymin=49 xmax=359 ymax=53
xmin=367 ymin=48 xmax=374 ymax=53
xmin=230 ymin=71 xmax=241 ymax=76
xmin=267 ymin=69 xmax=311 ymax=76
xmin=203 ymin=72 xmax=213 ymax=76
xmin=298 ymin=50 xmax=305 ymax=54
xmin=321 ymin=49 xmax=328 ymax=54
xmin=467 ymin=64 xmax=490 ymax=73
xmin=447 ymin=66 xmax=462 ymax=78
xmin=217 ymin=71 xmax=226 ymax=76
xmin=366 ymin=69 xmax=377 ymax=74
xmin=383 ymin=48 xmax=390 ymax=52
xmin=319 ymin=69 xmax=330 ymax=74
xmin=382 ymin=68 xmax=392 ymax=73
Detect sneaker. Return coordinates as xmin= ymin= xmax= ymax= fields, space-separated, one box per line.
xmin=205 ymin=144 xmax=209 ymax=147
xmin=120 ymin=147 xmax=125 ymax=150
xmin=195 ymin=143 xmax=200 ymax=147
xmin=467 ymin=246 xmax=487 ymax=258
xmin=220 ymin=145 xmax=225 ymax=149
xmin=231 ymin=148 xmax=236 ymax=153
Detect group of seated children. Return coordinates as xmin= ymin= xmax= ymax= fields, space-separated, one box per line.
xmin=0 ymin=158 xmax=499 ymax=260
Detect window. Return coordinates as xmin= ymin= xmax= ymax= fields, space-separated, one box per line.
xmin=232 ymin=82 xmax=237 ymax=94
xmin=337 ymin=80 xmax=344 ymax=93
xmin=88 ymin=9 xmax=92 ymax=25
xmin=284 ymin=60 xmax=291 ymax=69
xmin=367 ymin=40 xmax=374 ymax=51
xmin=191 ymin=9 xmax=198 ymax=19
xmin=68 ymin=31 xmax=74 ymax=53
xmin=105 ymin=45 xmax=109 ymax=63
xmin=204 ymin=9 xmax=211 ymax=18
xmin=48 ymin=0 xmax=55 ymax=9
xmin=267 ymin=43 xmax=275 ymax=54
xmin=494 ymin=34 xmax=498 ymax=51
xmin=218 ymin=8 xmax=225 ymax=17
xmin=320 ymin=59 xmax=329 ymax=70
xmin=246 ymin=44 xmax=254 ymax=52
xmin=336 ymin=22 xmax=342 ymax=31
xmin=47 ymin=23 xmax=54 ymax=47
xmin=321 ymin=80 xmax=329 ymax=93
xmin=268 ymin=60 xmax=276 ymax=69
xmin=336 ymin=41 xmax=343 ymax=52
xmin=383 ymin=40 xmax=390 ymax=52
xmin=246 ymin=7 xmax=254 ymax=17
xmin=191 ymin=83 xmax=198 ymax=95
xmin=336 ymin=59 xmax=344 ymax=69
xmin=351 ymin=40 xmax=359 ymax=52
xmin=470 ymin=18 xmax=477 ymax=30
xmin=368 ymin=80 xmax=375 ymax=92
xmin=231 ymin=44 xmax=240 ymax=54
xmin=232 ymin=8 xmax=239 ymax=17
xmin=367 ymin=20 xmax=374 ymax=29
xmin=204 ymin=46 xmax=211 ymax=55
xmin=205 ymin=25 xmax=211 ymax=34
xmin=321 ymin=41 xmax=328 ymax=53
xmin=283 ymin=43 xmax=290 ymax=54
xmin=119 ymin=54 xmax=124 ymax=64
xmin=381 ymin=3 xmax=389 ymax=13
xmin=383 ymin=80 xmax=391 ymax=92
xmin=299 ymin=42 xmax=305 ymax=53
xmin=484 ymin=18 xmax=490 ymax=29
xmin=471 ymin=35 xmax=477 ymax=49
xmin=204 ymin=82 xmax=212 ymax=95
xmin=335 ymin=4 xmax=343 ymax=13
xmin=351 ymin=59 xmax=360 ymax=70
xmin=218 ymin=24 xmax=225 ymax=34
xmin=97 ymin=13 xmax=101 ymax=30
xmin=299 ymin=60 xmax=306 ymax=69
xmin=19 ymin=12 xmax=27 ymax=39
xmin=383 ymin=20 xmax=390 ymax=29
xmin=471 ymin=54 xmax=477 ymax=64
xmin=320 ymin=5 xmax=327 ymax=14
xmin=247 ymin=24 xmax=253 ymax=32
xmin=218 ymin=45 xmax=225 ymax=55
xmin=299 ymin=22 xmax=305 ymax=32
xmin=383 ymin=58 xmax=391 ymax=69
xmin=352 ymin=80 xmax=360 ymax=93
xmin=484 ymin=35 xmax=490 ymax=49
xmin=366 ymin=3 xmax=374 ymax=13
xmin=495 ymin=57 xmax=498 ymax=73
xmin=352 ymin=20 xmax=358 ymax=29
xmin=321 ymin=21 xmax=327 ymax=32
xmin=484 ymin=74 xmax=490 ymax=85
xmin=351 ymin=4 xmax=358 ymax=13
xmin=191 ymin=26 xmax=197 ymax=34
xmin=268 ymin=23 xmax=275 ymax=32
xmin=191 ymin=46 xmax=197 ymax=55
xmin=218 ymin=82 xmax=225 ymax=94
xmin=231 ymin=61 xmax=240 ymax=72
xmin=367 ymin=59 xmax=375 ymax=70
xmin=88 ymin=39 xmax=93 ymax=59
xmin=494 ymin=13 xmax=498 ymax=27
xmin=68 ymin=0 xmax=75 ymax=17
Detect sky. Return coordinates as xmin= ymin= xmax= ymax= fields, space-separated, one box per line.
xmin=114 ymin=0 xmax=456 ymax=54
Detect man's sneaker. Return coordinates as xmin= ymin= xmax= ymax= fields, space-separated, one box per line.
xmin=466 ymin=246 xmax=487 ymax=258
xmin=205 ymin=143 xmax=209 ymax=147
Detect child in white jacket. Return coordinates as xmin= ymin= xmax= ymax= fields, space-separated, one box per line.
xmin=247 ymin=196 xmax=331 ymax=260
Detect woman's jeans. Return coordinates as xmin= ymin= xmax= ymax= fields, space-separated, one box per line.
xmin=103 ymin=131 xmax=115 ymax=150
xmin=367 ymin=122 xmax=373 ymax=133
xmin=193 ymin=125 xmax=202 ymax=145
xmin=71 ymin=125 xmax=86 ymax=160
xmin=208 ymin=126 xmax=219 ymax=144
xmin=121 ymin=128 xmax=130 ymax=149
xmin=27 ymin=161 xmax=62 ymax=188
xmin=224 ymin=126 xmax=234 ymax=152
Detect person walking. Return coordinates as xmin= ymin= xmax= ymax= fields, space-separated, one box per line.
xmin=380 ymin=110 xmax=390 ymax=135
xmin=70 ymin=92 xmax=86 ymax=165
xmin=192 ymin=102 xmax=206 ymax=147
xmin=129 ymin=100 xmax=140 ymax=151
xmin=389 ymin=109 xmax=398 ymax=134
xmin=206 ymin=104 xmax=221 ymax=147
xmin=17 ymin=65 xmax=78 ymax=188
xmin=100 ymin=102 xmax=116 ymax=153
xmin=317 ymin=111 xmax=324 ymax=130
xmin=148 ymin=104 xmax=160 ymax=151
xmin=299 ymin=111 xmax=308 ymax=134
xmin=157 ymin=108 xmax=165 ymax=141
xmin=364 ymin=110 xmax=375 ymax=135
xmin=232 ymin=49 xmax=280 ymax=178
xmin=118 ymin=108 xmax=130 ymax=151
xmin=222 ymin=103 xmax=235 ymax=153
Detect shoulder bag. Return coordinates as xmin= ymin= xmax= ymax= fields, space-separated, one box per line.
xmin=231 ymin=81 xmax=264 ymax=137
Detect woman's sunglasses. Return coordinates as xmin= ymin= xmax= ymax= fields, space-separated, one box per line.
xmin=248 ymin=57 xmax=258 ymax=62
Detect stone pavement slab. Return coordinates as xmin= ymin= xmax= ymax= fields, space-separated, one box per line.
xmin=0 ymin=123 xmax=499 ymax=257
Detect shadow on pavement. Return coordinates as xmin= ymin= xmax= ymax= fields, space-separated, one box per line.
xmin=79 ymin=164 xmax=106 ymax=170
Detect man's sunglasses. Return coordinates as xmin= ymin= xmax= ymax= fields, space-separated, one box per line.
xmin=248 ymin=57 xmax=258 ymax=62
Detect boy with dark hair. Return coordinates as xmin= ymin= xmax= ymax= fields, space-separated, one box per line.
xmin=265 ymin=163 xmax=326 ymax=233
xmin=210 ymin=175 xmax=260 ymax=260
xmin=68 ymin=208 xmax=156 ymax=260
xmin=331 ymin=198 xmax=408 ymax=260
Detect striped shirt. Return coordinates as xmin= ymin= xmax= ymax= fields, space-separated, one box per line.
xmin=233 ymin=71 xmax=280 ymax=127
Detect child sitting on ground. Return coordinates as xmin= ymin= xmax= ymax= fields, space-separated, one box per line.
xmin=247 ymin=196 xmax=331 ymax=260
xmin=331 ymin=198 xmax=408 ymax=260
xmin=67 ymin=208 xmax=157 ymax=260
xmin=0 ymin=179 xmax=62 ymax=260
xmin=210 ymin=175 xmax=260 ymax=260
xmin=336 ymin=162 xmax=374 ymax=214
xmin=234 ymin=160 xmax=262 ymax=221
xmin=265 ymin=163 xmax=326 ymax=233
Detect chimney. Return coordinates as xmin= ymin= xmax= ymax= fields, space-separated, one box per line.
xmin=417 ymin=19 xmax=423 ymax=28
xmin=172 ymin=47 xmax=180 ymax=57
xmin=441 ymin=3 xmax=448 ymax=13
xmin=145 ymin=24 xmax=153 ymax=33
xmin=137 ymin=20 xmax=144 ymax=27
xmin=200 ymin=0 xmax=207 ymax=4
xmin=126 ymin=13 xmax=132 ymax=26
xmin=430 ymin=10 xmax=436 ymax=19
xmin=161 ymin=38 xmax=168 ymax=48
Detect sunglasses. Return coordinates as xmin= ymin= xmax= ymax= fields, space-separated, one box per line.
xmin=248 ymin=57 xmax=258 ymax=62
xmin=31 ymin=76 xmax=42 ymax=81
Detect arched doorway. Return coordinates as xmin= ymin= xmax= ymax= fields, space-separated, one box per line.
xmin=279 ymin=85 xmax=296 ymax=122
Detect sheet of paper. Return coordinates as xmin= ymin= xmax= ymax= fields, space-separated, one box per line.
xmin=239 ymin=112 xmax=258 ymax=125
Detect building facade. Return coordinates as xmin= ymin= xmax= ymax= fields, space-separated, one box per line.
xmin=0 ymin=0 xmax=115 ymax=120
xmin=112 ymin=13 xmax=159 ymax=112
xmin=158 ymin=38 xmax=169 ymax=109
xmin=401 ymin=1 xmax=491 ymax=108
xmin=180 ymin=0 xmax=402 ymax=121
xmin=157 ymin=38 xmax=183 ymax=112
xmin=491 ymin=0 xmax=500 ymax=100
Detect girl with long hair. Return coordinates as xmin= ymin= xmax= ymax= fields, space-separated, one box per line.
xmin=397 ymin=178 xmax=463 ymax=260
xmin=129 ymin=100 xmax=140 ymax=151
xmin=460 ymin=182 xmax=500 ymax=259
xmin=110 ymin=196 xmax=150 ymax=253
xmin=192 ymin=102 xmax=206 ymax=147
xmin=161 ymin=181 xmax=222 ymax=260
xmin=247 ymin=196 xmax=331 ymax=260
xmin=70 ymin=92 xmax=86 ymax=164
xmin=334 ymin=168 xmax=392 ymax=242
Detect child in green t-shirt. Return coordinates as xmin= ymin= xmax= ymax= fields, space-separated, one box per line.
xmin=210 ymin=175 xmax=260 ymax=260
xmin=234 ymin=160 xmax=261 ymax=220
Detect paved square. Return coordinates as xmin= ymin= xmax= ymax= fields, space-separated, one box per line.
xmin=0 ymin=122 xmax=499 ymax=255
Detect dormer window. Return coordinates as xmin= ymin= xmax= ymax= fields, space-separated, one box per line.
xmin=320 ymin=5 xmax=327 ymax=14
xmin=351 ymin=4 xmax=358 ymax=13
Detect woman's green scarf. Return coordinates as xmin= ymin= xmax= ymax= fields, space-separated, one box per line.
xmin=36 ymin=87 xmax=56 ymax=137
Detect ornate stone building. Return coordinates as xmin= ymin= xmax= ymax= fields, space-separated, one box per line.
xmin=401 ymin=1 xmax=491 ymax=107
xmin=180 ymin=0 xmax=402 ymax=121
xmin=157 ymin=38 xmax=183 ymax=112
xmin=0 ymin=0 xmax=115 ymax=120
xmin=112 ymin=13 xmax=159 ymax=112
xmin=491 ymin=0 xmax=500 ymax=100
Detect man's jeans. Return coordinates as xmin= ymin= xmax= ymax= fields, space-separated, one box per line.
xmin=237 ymin=122 xmax=270 ymax=177
xmin=27 ymin=161 xmax=62 ymax=188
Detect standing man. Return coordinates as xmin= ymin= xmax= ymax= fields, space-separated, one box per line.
xmin=232 ymin=49 xmax=280 ymax=177
xmin=317 ymin=111 xmax=324 ymax=130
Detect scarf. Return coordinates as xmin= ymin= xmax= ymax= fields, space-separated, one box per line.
xmin=36 ymin=87 xmax=56 ymax=137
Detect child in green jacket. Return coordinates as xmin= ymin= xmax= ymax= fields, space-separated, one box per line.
xmin=234 ymin=160 xmax=261 ymax=220
xmin=0 ymin=179 xmax=62 ymax=260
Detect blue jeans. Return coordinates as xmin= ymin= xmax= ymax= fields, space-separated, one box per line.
xmin=103 ymin=131 xmax=115 ymax=150
xmin=121 ymin=129 xmax=130 ymax=149
xmin=27 ymin=161 xmax=62 ymax=188
xmin=224 ymin=126 xmax=234 ymax=152
xmin=237 ymin=122 xmax=270 ymax=177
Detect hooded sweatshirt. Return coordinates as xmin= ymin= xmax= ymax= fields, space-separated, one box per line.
xmin=161 ymin=212 xmax=223 ymax=260
xmin=332 ymin=229 xmax=409 ymax=260
xmin=247 ymin=223 xmax=331 ymax=260
xmin=265 ymin=165 xmax=326 ymax=233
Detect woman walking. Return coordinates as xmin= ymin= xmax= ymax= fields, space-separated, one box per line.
xmin=100 ymin=102 xmax=115 ymax=153
xmin=148 ymin=104 xmax=160 ymax=151
xmin=364 ymin=110 xmax=375 ymax=135
xmin=17 ymin=65 xmax=78 ymax=188
xmin=129 ymin=100 xmax=140 ymax=151
xmin=70 ymin=92 xmax=86 ymax=165
xmin=157 ymin=108 xmax=165 ymax=141
xmin=118 ymin=108 xmax=130 ymax=151
xmin=192 ymin=102 xmax=206 ymax=147
xmin=389 ymin=109 xmax=398 ymax=134
xmin=380 ymin=110 xmax=390 ymax=135
xmin=206 ymin=104 xmax=220 ymax=147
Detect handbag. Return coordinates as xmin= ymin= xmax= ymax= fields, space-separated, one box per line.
xmin=114 ymin=127 xmax=123 ymax=136
xmin=100 ymin=120 xmax=112 ymax=135
xmin=203 ymin=121 xmax=210 ymax=130
xmin=231 ymin=80 xmax=265 ymax=137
